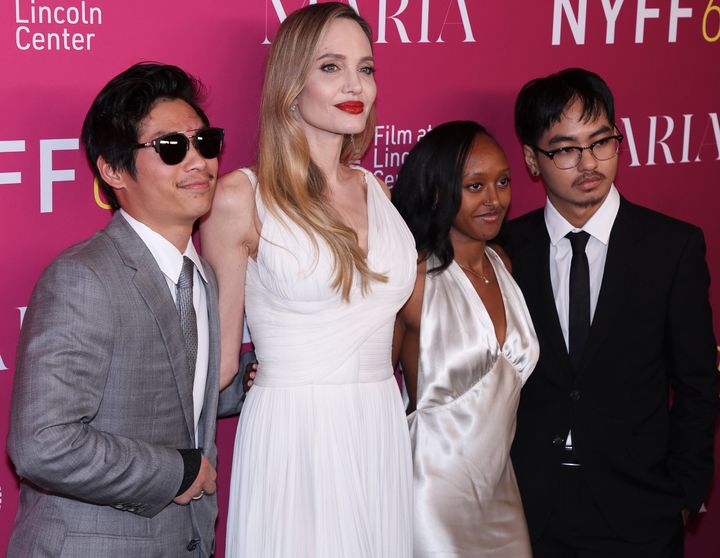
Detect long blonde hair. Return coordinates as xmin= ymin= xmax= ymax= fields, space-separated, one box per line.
xmin=257 ymin=2 xmax=385 ymax=301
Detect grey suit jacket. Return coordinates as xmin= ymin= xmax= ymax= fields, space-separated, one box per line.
xmin=218 ymin=350 xmax=256 ymax=418
xmin=7 ymin=212 xmax=223 ymax=557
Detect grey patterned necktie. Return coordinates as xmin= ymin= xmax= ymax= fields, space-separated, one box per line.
xmin=176 ymin=256 xmax=198 ymax=377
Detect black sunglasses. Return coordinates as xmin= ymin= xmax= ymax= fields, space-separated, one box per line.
xmin=134 ymin=127 xmax=224 ymax=165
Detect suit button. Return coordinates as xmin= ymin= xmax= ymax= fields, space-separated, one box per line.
xmin=187 ymin=538 xmax=200 ymax=551
xmin=552 ymin=436 xmax=565 ymax=447
xmin=569 ymin=390 xmax=580 ymax=401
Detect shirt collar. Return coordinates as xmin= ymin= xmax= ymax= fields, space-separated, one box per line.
xmin=120 ymin=209 xmax=208 ymax=284
xmin=544 ymin=184 xmax=620 ymax=246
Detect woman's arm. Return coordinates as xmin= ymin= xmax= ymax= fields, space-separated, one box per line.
xmin=200 ymin=170 xmax=259 ymax=390
xmin=392 ymin=260 xmax=426 ymax=414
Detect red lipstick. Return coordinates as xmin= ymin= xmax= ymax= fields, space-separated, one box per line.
xmin=335 ymin=101 xmax=364 ymax=114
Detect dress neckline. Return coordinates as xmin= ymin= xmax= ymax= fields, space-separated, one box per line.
xmin=249 ymin=166 xmax=378 ymax=266
xmin=450 ymin=247 xmax=509 ymax=350
xmin=349 ymin=166 xmax=375 ymax=259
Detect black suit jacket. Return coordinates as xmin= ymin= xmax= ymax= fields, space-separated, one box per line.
xmin=504 ymin=197 xmax=718 ymax=542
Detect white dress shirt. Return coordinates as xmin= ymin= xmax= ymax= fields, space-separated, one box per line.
xmin=544 ymin=186 xmax=620 ymax=456
xmin=120 ymin=210 xmax=209 ymax=446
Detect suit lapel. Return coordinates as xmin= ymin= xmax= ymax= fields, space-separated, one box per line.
xmin=198 ymin=260 xmax=220 ymax=450
xmin=515 ymin=214 xmax=574 ymax=382
xmin=104 ymin=213 xmax=197 ymax=444
xmin=577 ymin=198 xmax=643 ymax=378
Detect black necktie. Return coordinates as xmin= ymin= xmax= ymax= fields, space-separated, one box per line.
xmin=176 ymin=256 xmax=198 ymax=377
xmin=567 ymin=231 xmax=591 ymax=371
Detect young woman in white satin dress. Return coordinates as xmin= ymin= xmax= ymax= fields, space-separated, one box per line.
xmin=201 ymin=3 xmax=415 ymax=557
xmin=393 ymin=121 xmax=539 ymax=558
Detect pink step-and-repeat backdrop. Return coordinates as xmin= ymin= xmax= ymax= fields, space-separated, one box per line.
xmin=1 ymin=1 xmax=718 ymax=555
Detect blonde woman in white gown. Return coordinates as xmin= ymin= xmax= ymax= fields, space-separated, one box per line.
xmin=393 ymin=121 xmax=539 ymax=557
xmin=201 ymin=4 xmax=415 ymax=557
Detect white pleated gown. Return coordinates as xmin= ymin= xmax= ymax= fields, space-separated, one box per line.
xmin=226 ymin=167 xmax=416 ymax=558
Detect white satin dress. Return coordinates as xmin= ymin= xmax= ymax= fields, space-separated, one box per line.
xmin=409 ymin=249 xmax=539 ymax=557
xmin=226 ymin=167 xmax=416 ymax=558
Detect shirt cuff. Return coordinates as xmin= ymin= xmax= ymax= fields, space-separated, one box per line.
xmin=176 ymin=448 xmax=202 ymax=496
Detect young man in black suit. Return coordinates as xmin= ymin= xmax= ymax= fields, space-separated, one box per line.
xmin=505 ymin=67 xmax=718 ymax=557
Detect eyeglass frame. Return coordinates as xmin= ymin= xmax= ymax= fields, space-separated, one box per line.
xmin=532 ymin=133 xmax=624 ymax=170
xmin=133 ymin=127 xmax=224 ymax=165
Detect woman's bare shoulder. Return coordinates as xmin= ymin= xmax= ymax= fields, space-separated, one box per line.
xmin=214 ymin=169 xmax=256 ymax=212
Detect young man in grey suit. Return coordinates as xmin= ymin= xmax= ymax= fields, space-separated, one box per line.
xmin=504 ymin=68 xmax=718 ymax=557
xmin=7 ymin=63 xmax=227 ymax=557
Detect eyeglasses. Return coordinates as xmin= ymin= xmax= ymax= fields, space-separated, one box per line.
xmin=534 ymin=134 xmax=623 ymax=170
xmin=134 ymin=127 xmax=224 ymax=165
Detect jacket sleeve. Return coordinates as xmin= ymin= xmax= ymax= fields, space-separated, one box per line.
xmin=218 ymin=349 xmax=256 ymax=418
xmin=7 ymin=258 xmax=184 ymax=518
xmin=665 ymin=226 xmax=719 ymax=514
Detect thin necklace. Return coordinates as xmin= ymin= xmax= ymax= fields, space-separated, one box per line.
xmin=457 ymin=261 xmax=491 ymax=285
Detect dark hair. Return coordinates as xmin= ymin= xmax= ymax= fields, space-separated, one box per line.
xmin=392 ymin=120 xmax=489 ymax=274
xmin=81 ymin=62 xmax=209 ymax=210
xmin=514 ymin=67 xmax=615 ymax=147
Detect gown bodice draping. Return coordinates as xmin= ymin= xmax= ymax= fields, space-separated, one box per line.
xmin=245 ymin=166 xmax=417 ymax=387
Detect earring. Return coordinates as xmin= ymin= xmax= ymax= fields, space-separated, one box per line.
xmin=290 ymin=104 xmax=298 ymax=117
